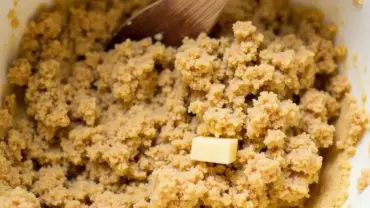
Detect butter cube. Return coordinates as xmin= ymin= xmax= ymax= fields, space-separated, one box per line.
xmin=190 ymin=136 xmax=238 ymax=164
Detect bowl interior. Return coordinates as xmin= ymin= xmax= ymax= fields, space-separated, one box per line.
xmin=0 ymin=0 xmax=369 ymax=207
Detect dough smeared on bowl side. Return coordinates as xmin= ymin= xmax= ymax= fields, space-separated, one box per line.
xmin=0 ymin=0 xmax=368 ymax=208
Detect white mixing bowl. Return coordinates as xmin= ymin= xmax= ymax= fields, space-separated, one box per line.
xmin=0 ymin=0 xmax=369 ymax=207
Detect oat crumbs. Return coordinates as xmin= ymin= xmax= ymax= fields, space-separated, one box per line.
xmin=353 ymin=0 xmax=364 ymax=7
xmin=358 ymin=169 xmax=370 ymax=192
xmin=0 ymin=0 xmax=369 ymax=208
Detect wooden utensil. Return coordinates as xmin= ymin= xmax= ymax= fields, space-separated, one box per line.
xmin=107 ymin=0 xmax=228 ymax=48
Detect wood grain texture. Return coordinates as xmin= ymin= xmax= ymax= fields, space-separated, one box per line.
xmin=107 ymin=0 xmax=228 ymax=48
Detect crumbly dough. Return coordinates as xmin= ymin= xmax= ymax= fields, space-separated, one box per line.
xmin=306 ymin=95 xmax=369 ymax=208
xmin=358 ymin=168 xmax=370 ymax=193
xmin=0 ymin=0 xmax=369 ymax=208
xmin=353 ymin=0 xmax=364 ymax=7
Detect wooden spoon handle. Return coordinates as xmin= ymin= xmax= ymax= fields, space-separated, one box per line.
xmin=108 ymin=0 xmax=228 ymax=48
xmin=167 ymin=0 xmax=229 ymax=34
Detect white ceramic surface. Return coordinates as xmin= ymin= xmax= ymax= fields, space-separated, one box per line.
xmin=0 ymin=0 xmax=369 ymax=207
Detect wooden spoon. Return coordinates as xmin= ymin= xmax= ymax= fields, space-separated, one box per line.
xmin=107 ymin=0 xmax=228 ymax=48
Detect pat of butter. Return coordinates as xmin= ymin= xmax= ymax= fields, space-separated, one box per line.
xmin=190 ymin=136 xmax=238 ymax=164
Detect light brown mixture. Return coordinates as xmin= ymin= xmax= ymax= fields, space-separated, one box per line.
xmin=7 ymin=0 xmax=20 ymax=29
xmin=358 ymin=168 xmax=370 ymax=192
xmin=352 ymin=0 xmax=364 ymax=7
xmin=7 ymin=10 xmax=20 ymax=29
xmin=0 ymin=0 xmax=369 ymax=208
xmin=306 ymin=95 xmax=369 ymax=208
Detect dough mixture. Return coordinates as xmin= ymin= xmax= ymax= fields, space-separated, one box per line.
xmin=0 ymin=0 xmax=369 ymax=207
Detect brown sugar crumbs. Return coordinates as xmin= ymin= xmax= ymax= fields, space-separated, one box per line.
xmin=7 ymin=10 xmax=20 ymax=29
xmin=358 ymin=168 xmax=370 ymax=193
xmin=0 ymin=0 xmax=369 ymax=208
xmin=7 ymin=0 xmax=20 ymax=29
xmin=353 ymin=0 xmax=364 ymax=7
